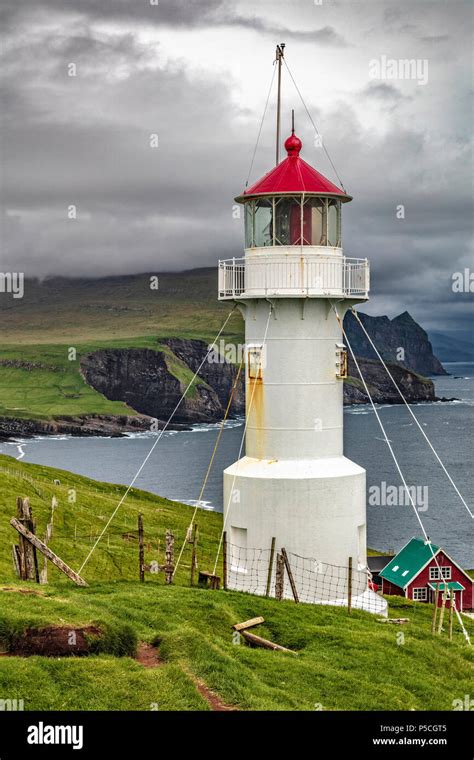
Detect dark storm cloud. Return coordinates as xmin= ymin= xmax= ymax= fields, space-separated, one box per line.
xmin=215 ymin=13 xmax=348 ymax=46
xmin=0 ymin=0 xmax=223 ymax=30
xmin=360 ymin=82 xmax=408 ymax=102
xmin=0 ymin=0 xmax=348 ymax=46
xmin=0 ymin=0 xmax=472 ymax=337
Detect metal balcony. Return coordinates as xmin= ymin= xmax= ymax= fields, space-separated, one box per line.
xmin=218 ymin=254 xmax=369 ymax=300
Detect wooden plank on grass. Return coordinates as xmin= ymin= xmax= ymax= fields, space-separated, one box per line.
xmin=241 ymin=630 xmax=297 ymax=655
xmin=10 ymin=518 xmax=88 ymax=586
xmin=376 ymin=618 xmax=410 ymax=624
xmin=232 ymin=617 xmax=265 ymax=632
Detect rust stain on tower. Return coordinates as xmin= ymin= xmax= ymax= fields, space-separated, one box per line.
xmin=248 ymin=375 xmax=265 ymax=460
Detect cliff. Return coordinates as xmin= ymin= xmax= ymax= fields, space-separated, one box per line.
xmin=344 ymin=311 xmax=447 ymax=376
xmin=80 ymin=343 xmax=244 ymax=426
xmin=0 ymin=340 xmax=438 ymax=439
xmin=344 ymin=357 xmax=435 ymax=405
xmin=78 ymin=340 xmax=436 ymax=427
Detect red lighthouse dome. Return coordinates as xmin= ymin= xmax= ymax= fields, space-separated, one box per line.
xmin=235 ymin=129 xmax=351 ymax=249
xmin=236 ymin=132 xmax=351 ymax=202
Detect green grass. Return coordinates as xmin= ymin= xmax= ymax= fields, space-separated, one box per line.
xmin=157 ymin=343 xmax=210 ymax=400
xmin=0 ymin=653 xmax=208 ymax=711
xmin=0 ymin=583 xmax=473 ymax=711
xmin=0 ymin=455 xmax=473 ymax=711
xmin=0 ymin=349 xmax=133 ymax=420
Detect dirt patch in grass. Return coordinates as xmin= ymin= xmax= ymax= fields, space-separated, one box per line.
xmin=136 ymin=642 xmax=162 ymax=668
xmin=1 ymin=586 xmax=43 ymax=596
xmin=10 ymin=625 xmax=102 ymax=656
xmin=190 ymin=675 xmax=237 ymax=711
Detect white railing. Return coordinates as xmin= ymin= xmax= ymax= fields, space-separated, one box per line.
xmin=218 ymin=254 xmax=369 ymax=299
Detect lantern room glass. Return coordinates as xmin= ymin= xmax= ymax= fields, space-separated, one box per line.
xmin=253 ymin=199 xmax=273 ymax=247
xmin=244 ymin=196 xmax=341 ymax=248
xmin=274 ymin=197 xmax=302 ymax=245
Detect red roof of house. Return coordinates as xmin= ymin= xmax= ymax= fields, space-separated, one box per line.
xmin=236 ymin=132 xmax=351 ymax=202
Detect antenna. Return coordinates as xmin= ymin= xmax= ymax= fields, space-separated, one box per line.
xmin=275 ymin=43 xmax=285 ymax=165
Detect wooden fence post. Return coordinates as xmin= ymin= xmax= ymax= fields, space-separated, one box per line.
xmin=449 ymin=596 xmax=454 ymax=641
xmin=347 ymin=556 xmax=353 ymax=615
xmin=275 ymin=553 xmax=284 ymax=601
xmin=438 ymin=585 xmax=448 ymax=634
xmin=40 ymin=497 xmax=56 ymax=585
xmin=190 ymin=523 xmax=198 ymax=587
xmin=165 ymin=530 xmax=174 ymax=584
xmin=16 ymin=498 xmax=26 ymax=579
xmin=29 ymin=506 xmax=40 ymax=583
xmin=223 ymin=531 xmax=228 ymax=590
xmin=265 ymin=537 xmax=276 ymax=597
xmin=431 ymin=585 xmax=440 ymax=634
xmin=16 ymin=497 xmax=38 ymax=582
xmin=11 ymin=544 xmax=21 ymax=578
xmin=138 ymin=513 xmax=145 ymax=582
xmin=281 ymin=547 xmax=299 ymax=603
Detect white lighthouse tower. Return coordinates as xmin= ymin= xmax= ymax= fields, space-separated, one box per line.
xmin=218 ymin=99 xmax=385 ymax=613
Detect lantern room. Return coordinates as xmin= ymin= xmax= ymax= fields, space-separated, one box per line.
xmin=219 ymin=124 xmax=369 ymax=301
xmin=235 ymin=131 xmax=352 ymax=251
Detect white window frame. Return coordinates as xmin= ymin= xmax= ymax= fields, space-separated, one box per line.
xmin=412 ymin=587 xmax=428 ymax=601
xmin=430 ymin=566 xmax=452 ymax=581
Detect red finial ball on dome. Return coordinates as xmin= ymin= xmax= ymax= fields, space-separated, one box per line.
xmin=284 ymin=132 xmax=302 ymax=157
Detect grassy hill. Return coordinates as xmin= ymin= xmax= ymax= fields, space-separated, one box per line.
xmin=0 ymin=454 xmax=222 ymax=584
xmin=0 ymin=270 xmax=243 ymax=345
xmin=0 ymin=270 xmax=243 ymax=422
xmin=0 ymin=455 xmax=472 ymax=711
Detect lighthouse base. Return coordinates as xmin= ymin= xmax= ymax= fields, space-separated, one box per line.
xmin=223 ymin=455 xmax=386 ymax=616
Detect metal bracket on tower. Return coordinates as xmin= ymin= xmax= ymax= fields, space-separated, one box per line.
xmin=335 ymin=343 xmax=348 ymax=378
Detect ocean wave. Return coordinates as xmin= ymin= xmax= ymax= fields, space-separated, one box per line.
xmin=178 ymin=499 xmax=217 ymax=511
xmin=189 ymin=418 xmax=244 ymax=433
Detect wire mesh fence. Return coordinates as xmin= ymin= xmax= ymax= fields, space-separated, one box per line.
xmin=226 ymin=542 xmax=387 ymax=616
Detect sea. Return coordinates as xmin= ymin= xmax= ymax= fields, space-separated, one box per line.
xmin=1 ymin=363 xmax=472 ymax=566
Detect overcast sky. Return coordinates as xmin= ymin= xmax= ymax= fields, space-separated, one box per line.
xmin=1 ymin=0 xmax=472 ymax=335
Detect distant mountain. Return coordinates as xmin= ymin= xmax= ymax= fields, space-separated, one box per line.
xmin=344 ymin=310 xmax=447 ymax=376
xmin=428 ymin=331 xmax=474 ymax=363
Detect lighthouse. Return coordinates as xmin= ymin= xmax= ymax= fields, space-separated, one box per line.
xmin=218 ymin=91 xmax=384 ymax=613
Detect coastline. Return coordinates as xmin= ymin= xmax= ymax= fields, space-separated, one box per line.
xmin=0 ymin=394 xmax=459 ymax=442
